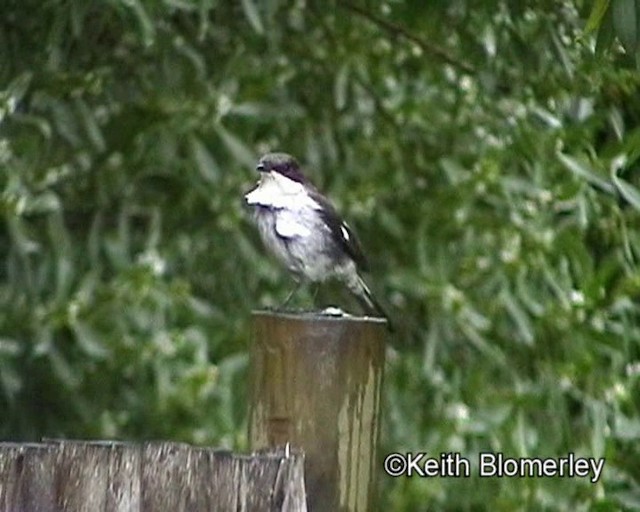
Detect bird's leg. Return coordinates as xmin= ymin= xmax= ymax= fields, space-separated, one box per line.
xmin=280 ymin=280 xmax=302 ymax=309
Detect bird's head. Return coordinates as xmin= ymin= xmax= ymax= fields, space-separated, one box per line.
xmin=246 ymin=152 xmax=319 ymax=209
xmin=256 ymin=152 xmax=308 ymax=184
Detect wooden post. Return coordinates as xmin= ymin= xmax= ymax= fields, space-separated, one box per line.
xmin=248 ymin=311 xmax=386 ymax=512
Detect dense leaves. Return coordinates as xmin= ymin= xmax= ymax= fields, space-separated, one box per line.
xmin=2 ymin=0 xmax=640 ymax=509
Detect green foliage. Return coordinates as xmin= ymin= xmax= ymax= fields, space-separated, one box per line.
xmin=1 ymin=0 xmax=640 ymax=510
xmin=587 ymin=0 xmax=640 ymax=64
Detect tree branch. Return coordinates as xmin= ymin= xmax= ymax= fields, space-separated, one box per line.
xmin=338 ymin=2 xmax=476 ymax=75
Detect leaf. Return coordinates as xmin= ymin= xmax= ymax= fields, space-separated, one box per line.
xmin=550 ymin=30 xmax=573 ymax=79
xmin=608 ymin=107 xmax=625 ymax=141
xmin=71 ymin=320 xmax=109 ymax=359
xmin=595 ymin=4 xmax=616 ymax=52
xmin=612 ymin=491 xmax=640 ymax=510
xmin=612 ymin=173 xmax=640 ymax=211
xmin=387 ymin=270 xmax=429 ymax=298
xmin=14 ymin=113 xmax=53 ymax=139
xmin=557 ymin=152 xmax=615 ymax=194
xmin=614 ymin=413 xmax=640 ymax=440
xmin=241 ymin=0 xmax=264 ymax=34
xmin=214 ymin=125 xmax=255 ymax=167
xmin=501 ymin=289 xmax=534 ymax=346
xmin=190 ymin=136 xmax=221 ymax=184
xmin=49 ymin=347 xmax=79 ymax=388
xmin=7 ymin=217 xmax=39 ymax=255
xmin=531 ymin=106 xmax=562 ymax=129
xmin=25 ymin=191 xmax=61 ymax=214
xmin=459 ymin=322 xmax=508 ymax=368
xmin=0 ymin=339 xmax=21 ymax=356
xmin=590 ymin=400 xmax=607 ymax=458
xmin=69 ymin=0 xmax=90 ymax=38
xmin=49 ymin=99 xmax=81 ymax=148
xmin=584 ymin=0 xmax=611 ymax=33
xmin=0 ymin=72 xmax=32 ymax=122
xmin=612 ymin=0 xmax=637 ymax=52
xmin=228 ymin=102 xmax=304 ymax=119
xmin=76 ymin=98 xmax=106 ymax=152
xmin=88 ymin=213 xmax=103 ymax=268
xmin=334 ymin=63 xmax=350 ymax=110
xmin=0 ymin=363 xmax=22 ymax=399
xmin=621 ymin=126 xmax=640 ymax=165
xmin=47 ymin=212 xmax=76 ymax=298
xmin=125 ymin=0 xmax=156 ymax=46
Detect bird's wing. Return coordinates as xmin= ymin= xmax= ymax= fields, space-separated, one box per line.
xmin=275 ymin=212 xmax=312 ymax=238
xmin=309 ymin=189 xmax=370 ymax=272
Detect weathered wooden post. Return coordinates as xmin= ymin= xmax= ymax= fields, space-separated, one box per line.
xmin=249 ymin=311 xmax=386 ymax=512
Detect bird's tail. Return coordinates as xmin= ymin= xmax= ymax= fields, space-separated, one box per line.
xmin=350 ymin=274 xmax=393 ymax=332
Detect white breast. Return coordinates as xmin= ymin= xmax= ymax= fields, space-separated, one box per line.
xmin=245 ymin=172 xmax=320 ymax=210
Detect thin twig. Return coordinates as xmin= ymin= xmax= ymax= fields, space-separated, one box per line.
xmin=339 ymin=2 xmax=476 ymax=75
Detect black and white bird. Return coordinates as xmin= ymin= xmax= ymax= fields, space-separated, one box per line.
xmin=245 ymin=152 xmax=390 ymax=325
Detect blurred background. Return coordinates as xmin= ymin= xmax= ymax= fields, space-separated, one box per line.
xmin=2 ymin=0 xmax=640 ymax=509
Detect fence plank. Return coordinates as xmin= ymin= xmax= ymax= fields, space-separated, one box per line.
xmin=0 ymin=442 xmax=306 ymax=512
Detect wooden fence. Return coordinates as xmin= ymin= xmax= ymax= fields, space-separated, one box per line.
xmin=0 ymin=312 xmax=387 ymax=511
xmin=0 ymin=441 xmax=305 ymax=511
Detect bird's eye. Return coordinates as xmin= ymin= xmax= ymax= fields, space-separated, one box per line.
xmin=256 ymin=163 xmax=266 ymax=172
